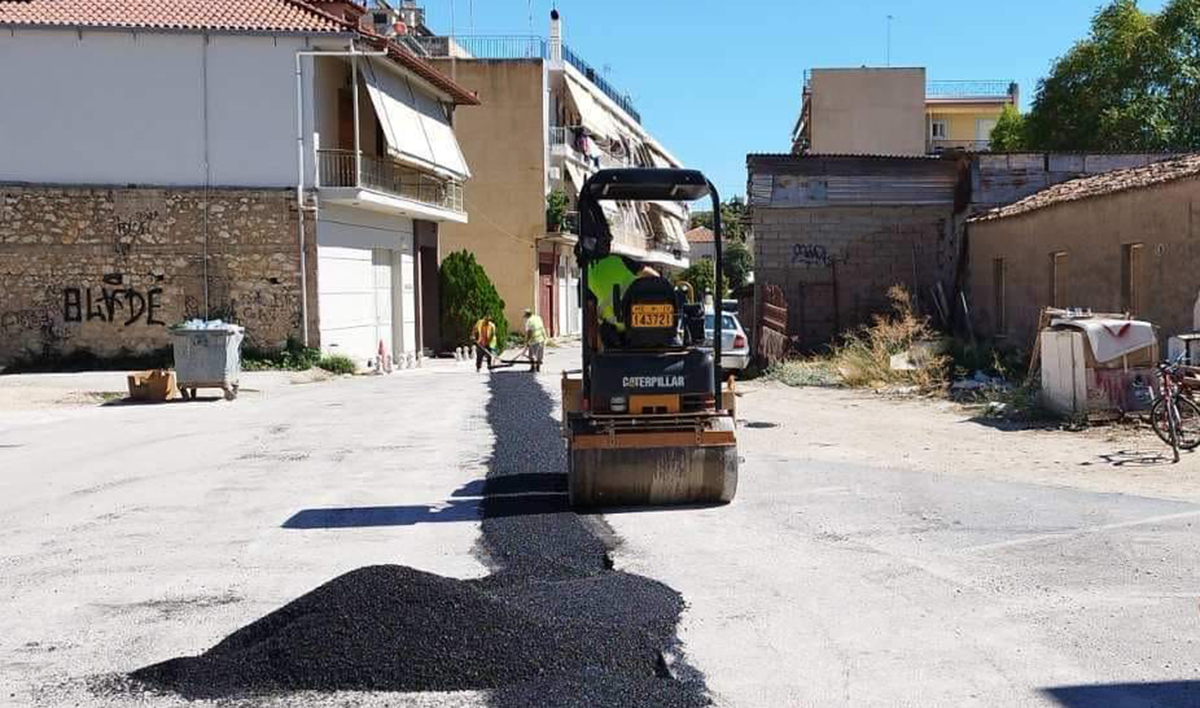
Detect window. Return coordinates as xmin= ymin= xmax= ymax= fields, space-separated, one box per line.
xmin=993 ymin=258 xmax=1006 ymax=335
xmin=1049 ymin=251 xmax=1067 ymax=308
xmin=1121 ymin=243 xmax=1143 ymax=315
xmin=976 ymin=118 xmax=998 ymax=143
xmin=930 ymin=120 xmax=948 ymax=140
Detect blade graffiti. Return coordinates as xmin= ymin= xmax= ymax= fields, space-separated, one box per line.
xmin=63 ymin=285 xmax=165 ymax=326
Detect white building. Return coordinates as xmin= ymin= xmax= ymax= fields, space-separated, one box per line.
xmin=0 ymin=0 xmax=478 ymax=367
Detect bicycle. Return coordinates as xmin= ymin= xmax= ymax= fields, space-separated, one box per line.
xmin=1149 ymin=356 xmax=1200 ymax=462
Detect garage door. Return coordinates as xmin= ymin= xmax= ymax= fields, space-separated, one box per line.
xmin=317 ymin=207 xmax=414 ymax=366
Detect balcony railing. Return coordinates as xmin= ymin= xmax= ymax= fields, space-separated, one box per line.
xmin=318 ymin=150 xmax=464 ymax=214
xmin=548 ymin=126 xmax=635 ymax=170
xmin=547 ymin=210 xmax=580 ymax=235
xmin=926 ymin=80 xmax=1014 ymax=99
xmin=561 ymin=45 xmax=641 ymax=124
xmin=927 ymin=139 xmax=992 ymax=153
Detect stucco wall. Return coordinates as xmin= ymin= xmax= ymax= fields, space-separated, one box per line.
xmin=809 ymin=68 xmax=926 ymax=156
xmin=0 ymin=185 xmax=318 ymax=364
xmin=429 ymin=59 xmax=546 ymax=333
xmin=0 ymin=28 xmax=334 ymax=188
xmin=968 ymin=177 xmax=1200 ymax=347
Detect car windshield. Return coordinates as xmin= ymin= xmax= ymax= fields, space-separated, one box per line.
xmin=704 ymin=314 xmax=737 ymax=330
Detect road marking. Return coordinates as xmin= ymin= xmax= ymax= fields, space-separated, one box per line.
xmin=962 ymin=509 xmax=1200 ymax=554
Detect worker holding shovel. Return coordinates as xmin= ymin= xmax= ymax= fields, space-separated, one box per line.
xmin=470 ymin=315 xmax=499 ymax=373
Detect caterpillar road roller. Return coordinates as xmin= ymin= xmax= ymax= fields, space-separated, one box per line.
xmin=561 ymin=168 xmax=738 ymax=507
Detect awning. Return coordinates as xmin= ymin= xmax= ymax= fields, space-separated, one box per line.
xmin=563 ymin=161 xmax=590 ymax=193
xmin=564 ymin=74 xmax=616 ymax=140
xmin=361 ymin=58 xmax=470 ymax=181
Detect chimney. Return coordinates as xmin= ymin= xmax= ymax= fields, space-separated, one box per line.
xmin=398 ymin=1 xmax=425 ymax=32
xmin=549 ymin=9 xmax=562 ymax=66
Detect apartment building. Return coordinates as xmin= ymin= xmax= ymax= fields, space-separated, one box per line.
xmin=791 ymin=67 xmax=1019 ymax=156
xmin=411 ymin=8 xmax=691 ymax=337
xmin=0 ymin=0 xmax=478 ymax=367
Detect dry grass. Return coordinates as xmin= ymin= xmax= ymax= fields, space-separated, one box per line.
xmin=770 ymin=285 xmax=949 ymax=392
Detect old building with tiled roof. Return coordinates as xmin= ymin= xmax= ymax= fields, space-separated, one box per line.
xmin=967 ymin=154 xmax=1200 ymax=345
xmin=0 ymin=0 xmax=479 ymax=367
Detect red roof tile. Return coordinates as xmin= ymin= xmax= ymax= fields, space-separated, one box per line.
xmin=971 ymin=153 xmax=1200 ymax=223
xmin=685 ymin=226 xmax=714 ymax=243
xmin=0 ymin=0 xmax=349 ymax=33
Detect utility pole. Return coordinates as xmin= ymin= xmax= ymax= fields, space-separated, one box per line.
xmin=886 ymin=15 xmax=895 ymax=67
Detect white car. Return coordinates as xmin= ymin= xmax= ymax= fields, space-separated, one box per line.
xmin=705 ymin=311 xmax=750 ymax=371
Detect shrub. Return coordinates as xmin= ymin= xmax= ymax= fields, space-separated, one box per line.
xmin=674 ymin=259 xmax=726 ymax=299
xmin=317 ymin=354 xmax=356 ymax=375
xmin=723 ymin=240 xmax=754 ymax=292
xmin=546 ymin=189 xmax=570 ymax=231
xmin=439 ymin=250 xmax=508 ymax=348
xmin=242 ymin=337 xmax=321 ymax=371
xmin=830 ymin=285 xmax=948 ymax=390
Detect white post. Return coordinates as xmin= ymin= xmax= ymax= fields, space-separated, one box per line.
xmin=352 ymin=53 xmax=362 ymax=187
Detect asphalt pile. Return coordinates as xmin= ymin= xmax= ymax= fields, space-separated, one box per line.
xmin=129 ymin=367 xmax=709 ymax=706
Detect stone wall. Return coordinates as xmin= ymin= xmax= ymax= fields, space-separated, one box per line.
xmin=753 ymin=205 xmax=954 ymax=347
xmin=0 ymin=185 xmax=318 ymax=365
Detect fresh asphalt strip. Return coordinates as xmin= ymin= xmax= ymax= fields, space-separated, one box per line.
xmin=126 ymin=370 xmax=709 ymax=707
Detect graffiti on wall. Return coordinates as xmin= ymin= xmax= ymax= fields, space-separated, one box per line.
xmin=62 ymin=274 xmax=165 ymax=327
xmin=113 ymin=195 xmax=165 ymax=257
xmin=791 ymin=243 xmax=841 ymax=267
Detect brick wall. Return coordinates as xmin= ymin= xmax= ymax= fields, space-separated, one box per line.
xmin=0 ymin=185 xmax=318 ymax=365
xmin=753 ymin=205 xmax=954 ymax=347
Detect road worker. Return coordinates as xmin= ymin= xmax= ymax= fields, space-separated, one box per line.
xmin=522 ymin=308 xmax=547 ymax=372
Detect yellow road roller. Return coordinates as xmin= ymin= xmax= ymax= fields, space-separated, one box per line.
xmin=561 ymin=168 xmax=738 ymax=507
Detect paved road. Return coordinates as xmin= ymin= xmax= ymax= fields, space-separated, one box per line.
xmin=4 ymin=345 xmax=1199 ymax=707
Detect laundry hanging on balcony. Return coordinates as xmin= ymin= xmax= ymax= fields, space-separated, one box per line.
xmin=360 ymin=58 xmax=470 ymax=181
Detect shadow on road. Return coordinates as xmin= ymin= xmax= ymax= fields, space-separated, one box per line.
xmin=1042 ymin=681 xmax=1200 ymax=707
xmin=1098 ymin=449 xmax=1177 ymax=467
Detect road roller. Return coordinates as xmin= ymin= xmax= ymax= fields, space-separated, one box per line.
xmin=561 ymin=168 xmax=738 ymax=508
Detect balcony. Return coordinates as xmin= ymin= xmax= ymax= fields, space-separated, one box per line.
xmin=549 ymin=126 xmax=635 ymax=172
xmin=927 ymin=139 xmax=992 ymax=153
xmin=317 ymin=149 xmax=465 ymax=220
xmin=926 ymin=80 xmax=1015 ymax=101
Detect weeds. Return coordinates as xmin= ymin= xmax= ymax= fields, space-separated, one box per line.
xmin=765 ymin=359 xmax=839 ymax=387
xmin=829 ymin=285 xmax=949 ymax=391
xmin=242 ymin=338 xmax=322 ymax=371
xmin=316 ymin=354 xmax=356 ymax=375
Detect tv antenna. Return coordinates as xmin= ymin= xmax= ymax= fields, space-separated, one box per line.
xmin=886 ymin=15 xmax=895 ymax=67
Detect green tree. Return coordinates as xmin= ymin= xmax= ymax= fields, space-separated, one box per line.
xmin=439 ymin=250 xmax=508 ymax=348
xmin=1023 ymin=0 xmax=1200 ymax=151
xmin=722 ymin=240 xmax=754 ymax=292
xmin=988 ymin=104 xmax=1028 ymax=152
xmin=688 ymin=197 xmax=748 ymax=242
xmin=675 ymin=258 xmax=728 ymax=299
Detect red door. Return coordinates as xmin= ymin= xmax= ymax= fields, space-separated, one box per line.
xmin=539 ymin=262 xmax=556 ymax=337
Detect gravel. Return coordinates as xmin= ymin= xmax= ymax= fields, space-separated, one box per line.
xmin=127 ymin=368 xmax=709 ymax=707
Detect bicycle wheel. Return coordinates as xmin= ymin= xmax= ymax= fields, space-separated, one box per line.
xmin=1151 ymin=398 xmax=1176 ymax=446
xmin=1174 ymin=396 xmax=1200 ymax=450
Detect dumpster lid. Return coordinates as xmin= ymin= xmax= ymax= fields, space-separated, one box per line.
xmin=171 ymin=319 xmax=244 ymax=333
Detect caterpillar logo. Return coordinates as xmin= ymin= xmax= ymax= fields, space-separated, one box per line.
xmin=622 ymin=375 xmax=684 ymax=389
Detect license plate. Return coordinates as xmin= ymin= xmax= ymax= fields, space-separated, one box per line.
xmin=630 ymin=304 xmax=674 ymax=328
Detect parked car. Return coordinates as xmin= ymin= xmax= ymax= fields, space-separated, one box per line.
xmin=705 ymin=311 xmax=750 ymax=371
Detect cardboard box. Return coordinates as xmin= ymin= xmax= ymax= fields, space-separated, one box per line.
xmin=127 ymin=369 xmax=179 ymax=402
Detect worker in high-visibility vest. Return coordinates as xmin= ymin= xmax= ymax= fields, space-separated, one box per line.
xmin=523 ymin=308 xmax=547 ymax=372
xmin=470 ymin=316 xmax=498 ymax=372
xmin=586 ymin=255 xmax=661 ymax=346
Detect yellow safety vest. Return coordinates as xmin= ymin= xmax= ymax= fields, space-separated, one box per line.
xmin=525 ymin=314 xmax=547 ymax=344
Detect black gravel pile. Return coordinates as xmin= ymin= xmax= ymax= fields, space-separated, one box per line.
xmin=129 ymin=367 xmax=709 ymax=707
xmin=131 ymin=565 xmax=660 ymax=698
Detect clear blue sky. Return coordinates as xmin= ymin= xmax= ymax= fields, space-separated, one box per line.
xmin=423 ymin=0 xmax=1167 ymax=201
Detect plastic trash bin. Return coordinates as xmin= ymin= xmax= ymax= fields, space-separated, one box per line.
xmin=170 ymin=322 xmax=245 ymax=400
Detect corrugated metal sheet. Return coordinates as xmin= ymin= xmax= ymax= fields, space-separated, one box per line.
xmin=753 ymin=172 xmax=956 ymax=207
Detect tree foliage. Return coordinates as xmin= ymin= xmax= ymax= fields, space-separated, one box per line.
xmin=1023 ymin=0 xmax=1200 ymax=151
xmin=439 ymin=250 xmax=508 ymax=348
xmin=675 ymin=258 xmax=726 ymax=299
xmin=722 ymin=240 xmax=754 ymax=293
xmin=989 ymin=105 xmax=1027 ymax=152
xmin=689 ymin=197 xmax=748 ymax=242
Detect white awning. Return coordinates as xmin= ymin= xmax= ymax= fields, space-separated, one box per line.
xmin=361 ymin=59 xmax=470 ymax=180
xmin=564 ymin=74 xmax=616 ymax=140
xmin=563 ymin=161 xmax=590 ymax=193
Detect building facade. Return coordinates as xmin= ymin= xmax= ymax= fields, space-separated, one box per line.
xmin=0 ymin=0 xmax=478 ymax=367
xmin=792 ymin=67 xmax=1018 ymax=156
xmin=416 ymin=11 xmax=691 ymax=337
xmin=967 ymin=156 xmax=1200 ymax=347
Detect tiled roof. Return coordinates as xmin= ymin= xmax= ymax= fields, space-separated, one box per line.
xmin=0 ymin=0 xmax=480 ymax=105
xmin=685 ymin=226 xmax=714 ymax=243
xmin=971 ymin=154 xmax=1200 ymax=223
xmin=0 ymin=0 xmax=349 ymax=33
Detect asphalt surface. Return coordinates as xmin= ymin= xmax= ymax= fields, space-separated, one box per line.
xmin=6 ymin=345 xmax=1200 ymax=707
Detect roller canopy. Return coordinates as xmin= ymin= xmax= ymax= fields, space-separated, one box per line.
xmin=580 ymin=169 xmax=712 ymax=202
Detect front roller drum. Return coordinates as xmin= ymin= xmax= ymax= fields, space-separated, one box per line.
xmin=568 ymin=441 xmax=738 ymax=508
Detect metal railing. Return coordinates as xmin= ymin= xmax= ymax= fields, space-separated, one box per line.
xmin=318 ymin=150 xmax=464 ymax=213
xmin=548 ymin=126 xmax=633 ymax=169
xmin=926 ymin=80 xmax=1015 ymax=99
xmin=927 ymin=139 xmax=992 ymax=153
xmin=412 ymin=34 xmax=548 ymax=60
xmin=548 ymin=210 xmax=580 ymax=235
xmin=561 ymin=45 xmax=641 ymax=124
